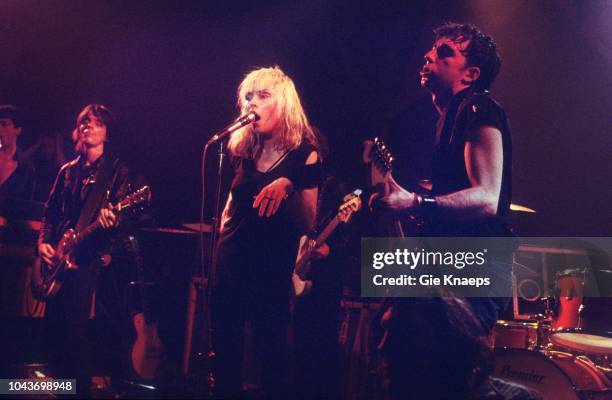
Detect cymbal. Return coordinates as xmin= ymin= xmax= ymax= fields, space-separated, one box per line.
xmin=182 ymin=223 xmax=213 ymax=233
xmin=510 ymin=203 xmax=536 ymax=213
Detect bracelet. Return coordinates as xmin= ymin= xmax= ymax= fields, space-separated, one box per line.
xmin=420 ymin=194 xmax=437 ymax=213
xmin=421 ymin=195 xmax=438 ymax=214
xmin=284 ymin=179 xmax=296 ymax=199
xmin=413 ymin=193 xmax=422 ymax=209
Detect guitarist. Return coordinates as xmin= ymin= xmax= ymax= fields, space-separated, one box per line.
xmin=37 ymin=104 xmax=135 ymax=396
xmin=292 ymin=130 xmax=354 ymax=400
xmin=370 ymin=23 xmax=514 ymax=333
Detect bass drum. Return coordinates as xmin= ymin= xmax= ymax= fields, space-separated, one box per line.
xmin=492 ymin=349 xmax=611 ymax=400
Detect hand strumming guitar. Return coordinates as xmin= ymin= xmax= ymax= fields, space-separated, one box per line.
xmin=38 ymin=243 xmax=56 ymax=265
xmin=368 ymin=175 xmax=418 ymax=214
xmin=38 ymin=205 xmax=118 ymax=265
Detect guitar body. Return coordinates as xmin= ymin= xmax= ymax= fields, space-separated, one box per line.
xmin=292 ymin=236 xmax=315 ymax=297
xmin=293 ymin=235 xmax=313 ymax=281
xmin=131 ymin=312 xmax=164 ymax=381
xmin=33 ymin=229 xmax=79 ymax=300
xmin=126 ymin=233 xmax=165 ymax=380
xmin=291 ymin=190 xmax=362 ymax=297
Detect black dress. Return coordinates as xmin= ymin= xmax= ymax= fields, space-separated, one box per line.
xmin=212 ymin=141 xmax=318 ymax=397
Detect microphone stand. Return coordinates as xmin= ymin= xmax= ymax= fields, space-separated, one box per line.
xmin=196 ymin=139 xmax=226 ymax=398
xmin=193 ymin=113 xmax=257 ymax=396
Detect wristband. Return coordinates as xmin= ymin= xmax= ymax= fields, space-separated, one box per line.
xmin=416 ymin=194 xmax=438 ymax=214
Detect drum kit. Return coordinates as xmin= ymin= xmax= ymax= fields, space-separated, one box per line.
xmin=491 ymin=267 xmax=612 ymax=400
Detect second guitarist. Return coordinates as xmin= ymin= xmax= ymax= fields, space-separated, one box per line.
xmin=292 ymin=133 xmax=357 ymax=400
xmin=37 ymin=104 xmax=143 ymax=396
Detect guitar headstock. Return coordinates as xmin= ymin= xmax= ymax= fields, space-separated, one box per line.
xmin=363 ymin=137 xmax=394 ymax=174
xmin=115 ymin=186 xmax=152 ymax=213
xmin=363 ymin=137 xmax=395 ymax=191
xmin=372 ymin=137 xmax=394 ymax=173
xmin=338 ymin=189 xmax=363 ymax=223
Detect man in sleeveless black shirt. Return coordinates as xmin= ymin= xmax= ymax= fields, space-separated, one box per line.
xmin=372 ymin=23 xmax=513 ymax=330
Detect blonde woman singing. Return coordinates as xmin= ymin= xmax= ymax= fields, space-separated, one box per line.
xmin=212 ymin=66 xmax=320 ymax=398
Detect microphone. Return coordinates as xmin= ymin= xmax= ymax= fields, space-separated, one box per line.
xmin=207 ymin=112 xmax=260 ymax=144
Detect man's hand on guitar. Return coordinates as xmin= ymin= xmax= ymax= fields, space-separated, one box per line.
xmin=98 ymin=205 xmax=119 ymax=229
xmin=297 ymin=235 xmax=330 ymax=261
xmin=38 ymin=243 xmax=56 ymax=265
xmin=311 ymin=242 xmax=330 ymax=260
xmin=369 ymin=175 xmax=418 ymax=214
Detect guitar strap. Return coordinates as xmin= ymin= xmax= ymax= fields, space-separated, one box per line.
xmin=74 ymin=155 xmax=121 ymax=232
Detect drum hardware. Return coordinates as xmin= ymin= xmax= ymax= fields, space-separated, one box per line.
xmin=491 ymin=318 xmax=552 ymax=351
xmin=518 ymin=278 xmax=542 ymax=302
xmin=512 ymin=259 xmax=547 ymax=320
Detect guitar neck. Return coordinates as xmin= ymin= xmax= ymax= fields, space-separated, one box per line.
xmin=75 ymin=220 xmax=102 ymax=247
xmin=314 ymin=215 xmax=341 ymax=247
xmin=294 ymin=215 xmax=341 ymax=277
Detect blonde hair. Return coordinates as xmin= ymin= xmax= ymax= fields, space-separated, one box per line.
xmin=227 ymin=66 xmax=318 ymax=158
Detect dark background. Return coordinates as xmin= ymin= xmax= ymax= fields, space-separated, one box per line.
xmin=1 ymin=0 xmax=611 ymax=235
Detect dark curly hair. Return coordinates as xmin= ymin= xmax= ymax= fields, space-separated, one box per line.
xmin=0 ymin=104 xmax=23 ymax=128
xmin=434 ymin=22 xmax=502 ymax=90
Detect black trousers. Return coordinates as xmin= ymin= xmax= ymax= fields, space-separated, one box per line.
xmin=292 ymin=288 xmax=341 ymax=400
xmin=44 ymin=257 xmax=131 ymax=396
xmin=211 ymin=245 xmax=291 ymax=399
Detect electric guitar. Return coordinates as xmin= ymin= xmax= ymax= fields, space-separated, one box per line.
xmin=33 ymin=186 xmax=152 ymax=300
xmin=362 ymin=137 xmax=406 ymax=237
xmin=126 ymin=234 xmax=164 ymax=381
xmin=291 ymin=189 xmax=362 ymax=297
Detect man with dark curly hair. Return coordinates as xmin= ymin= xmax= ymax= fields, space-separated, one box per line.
xmin=0 ymin=105 xmax=35 ymax=200
xmin=371 ymin=22 xmax=514 ymax=330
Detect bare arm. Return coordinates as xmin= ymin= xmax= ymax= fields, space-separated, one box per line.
xmin=252 ymin=151 xmax=319 ymax=232
xmin=434 ymin=126 xmax=503 ymax=219
xmin=373 ymin=126 xmax=503 ymax=220
xmin=219 ymin=192 xmax=232 ymax=233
